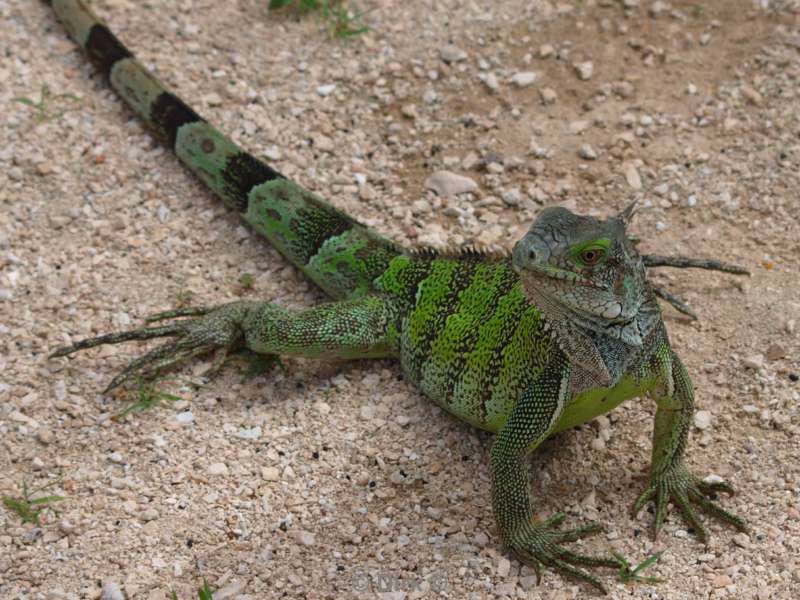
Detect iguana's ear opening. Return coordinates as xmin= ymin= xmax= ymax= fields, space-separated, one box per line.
xmin=617 ymin=201 xmax=638 ymax=227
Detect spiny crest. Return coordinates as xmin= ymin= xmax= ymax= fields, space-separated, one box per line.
xmin=407 ymin=244 xmax=510 ymax=262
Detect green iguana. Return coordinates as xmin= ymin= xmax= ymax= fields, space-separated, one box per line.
xmin=47 ymin=0 xmax=749 ymax=592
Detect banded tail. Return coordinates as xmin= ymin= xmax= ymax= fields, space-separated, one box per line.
xmin=48 ymin=0 xmax=401 ymax=299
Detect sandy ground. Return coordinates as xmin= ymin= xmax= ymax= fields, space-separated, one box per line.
xmin=2 ymin=0 xmax=800 ymax=598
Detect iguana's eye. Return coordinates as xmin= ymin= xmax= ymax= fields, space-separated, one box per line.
xmin=580 ymin=248 xmax=605 ymax=265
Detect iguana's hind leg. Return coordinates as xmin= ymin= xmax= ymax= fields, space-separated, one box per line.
xmin=51 ymin=296 xmax=395 ymax=392
xmin=641 ymin=254 xmax=749 ymax=319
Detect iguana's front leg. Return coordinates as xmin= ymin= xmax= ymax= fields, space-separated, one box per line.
xmin=51 ymin=296 xmax=395 ymax=391
xmin=491 ymin=357 xmax=620 ymax=594
xmin=632 ymin=348 xmax=747 ymax=540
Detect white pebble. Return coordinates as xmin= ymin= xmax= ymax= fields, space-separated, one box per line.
xmin=440 ymin=44 xmax=467 ymax=63
xmin=207 ymin=462 xmax=229 ymax=476
xmin=292 ymin=530 xmax=316 ymax=546
xmin=575 ymin=61 xmax=594 ymax=80
xmin=262 ymin=466 xmax=280 ymax=481
xmin=101 ymin=581 xmax=125 ymax=600
xmin=742 ymin=354 xmax=764 ymax=370
xmin=497 ymin=557 xmax=511 ymax=577
xmin=482 ymin=72 xmax=499 ymax=92
xmin=623 ymin=162 xmax=642 ymax=189
xmin=539 ymin=87 xmax=557 ymax=104
xmin=694 ymin=410 xmax=712 ymax=430
xmin=174 ymin=411 xmax=194 ymax=423
xmin=424 ymin=171 xmax=478 ymax=197
xmin=511 ymin=71 xmax=537 ymax=87
xmin=578 ymin=144 xmax=597 ymax=160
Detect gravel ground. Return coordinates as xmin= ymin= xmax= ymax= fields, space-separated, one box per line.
xmin=2 ymin=0 xmax=800 ymax=598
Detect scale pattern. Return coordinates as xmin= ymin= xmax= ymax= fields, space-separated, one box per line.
xmin=47 ymin=1 xmax=748 ymax=593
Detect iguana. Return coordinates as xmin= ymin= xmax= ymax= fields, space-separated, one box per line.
xmin=46 ymin=0 xmax=749 ymax=593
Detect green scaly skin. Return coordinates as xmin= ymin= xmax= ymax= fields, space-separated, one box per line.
xmin=46 ymin=0 xmax=749 ymax=593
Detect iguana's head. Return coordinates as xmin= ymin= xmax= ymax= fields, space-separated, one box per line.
xmin=512 ymin=203 xmax=649 ymax=341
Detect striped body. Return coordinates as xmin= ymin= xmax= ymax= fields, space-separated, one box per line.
xmin=377 ymin=254 xmax=551 ymax=432
xmin=48 ymin=2 xmax=748 ymax=588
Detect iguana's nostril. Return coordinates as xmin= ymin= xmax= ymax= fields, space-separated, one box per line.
xmin=528 ymin=249 xmax=536 ymax=261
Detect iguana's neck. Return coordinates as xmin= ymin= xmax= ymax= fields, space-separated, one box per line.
xmin=530 ymin=286 xmax=662 ymax=391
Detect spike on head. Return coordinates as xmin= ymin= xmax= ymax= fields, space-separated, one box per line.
xmin=511 ymin=205 xmax=648 ymax=342
xmin=618 ymin=201 xmax=638 ymax=226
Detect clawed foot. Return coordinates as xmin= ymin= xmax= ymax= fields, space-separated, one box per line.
xmin=50 ymin=302 xmax=254 ymax=392
xmin=505 ymin=512 xmax=622 ymax=594
xmin=632 ymin=463 xmax=747 ymax=542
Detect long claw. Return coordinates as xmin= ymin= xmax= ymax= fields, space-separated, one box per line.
xmin=505 ymin=516 xmax=621 ymax=595
xmin=633 ymin=464 xmax=745 ymax=544
xmin=542 ymin=512 xmax=567 ymax=528
xmin=653 ymin=491 xmax=669 ymax=539
xmin=631 ymin=487 xmax=655 ymax=518
xmin=560 ymin=550 xmax=619 ymax=569
xmin=144 ymin=306 xmax=215 ymax=322
xmin=551 ymin=522 xmax=603 ymax=544
xmin=698 ymin=479 xmax=735 ymax=496
xmin=673 ymin=493 xmax=708 ymax=542
xmin=103 ymin=339 xmax=187 ymax=392
xmin=50 ymin=323 xmax=185 ymax=357
xmin=688 ymin=489 xmax=747 ymax=532
xmin=51 ymin=303 xmax=249 ymax=392
xmin=550 ymin=558 xmax=608 ymax=595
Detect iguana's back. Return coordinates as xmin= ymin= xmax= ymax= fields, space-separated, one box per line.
xmin=377 ymin=251 xmax=556 ymax=432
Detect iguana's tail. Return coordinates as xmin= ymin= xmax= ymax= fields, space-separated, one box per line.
xmin=47 ymin=0 xmax=401 ymax=299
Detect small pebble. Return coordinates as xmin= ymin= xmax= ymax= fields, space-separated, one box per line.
xmin=101 ymin=581 xmax=125 ymax=600
xmin=785 ymin=319 xmax=796 ymax=334
xmin=497 ymin=557 xmax=511 ymax=577
xmin=424 ymin=171 xmax=478 ymax=197
xmin=740 ymin=85 xmax=762 ymax=105
xmin=440 ymin=44 xmax=467 ymax=63
xmin=213 ymin=582 xmax=246 ymax=600
xmin=207 ymin=462 xmax=229 ymax=476
xmin=539 ymin=87 xmax=557 ymax=104
xmin=262 ymin=466 xmax=280 ymax=481
xmin=766 ymin=344 xmax=785 ymax=361
xmin=578 ymin=144 xmax=597 ymax=160
xmin=174 ymin=411 xmax=194 ymax=423
xmin=732 ymin=532 xmax=751 ymax=548
xmin=623 ymin=162 xmax=642 ymax=189
xmin=694 ymin=410 xmax=712 ymax=430
xmin=140 ymin=508 xmax=159 ymax=522
xmin=511 ymin=71 xmax=537 ymax=87
xmin=742 ymin=354 xmax=764 ymax=370
xmin=292 ymin=530 xmax=316 ymax=546
xmin=575 ymin=61 xmax=594 ymax=80
xmin=712 ymin=574 xmax=732 ymax=588
xmin=483 ymin=72 xmax=499 ymax=92
xmin=569 ymin=120 xmax=590 ymax=134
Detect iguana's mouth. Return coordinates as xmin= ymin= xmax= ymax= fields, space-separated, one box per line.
xmin=514 ymin=263 xmax=639 ymax=323
xmin=514 ymin=263 xmax=607 ymax=290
